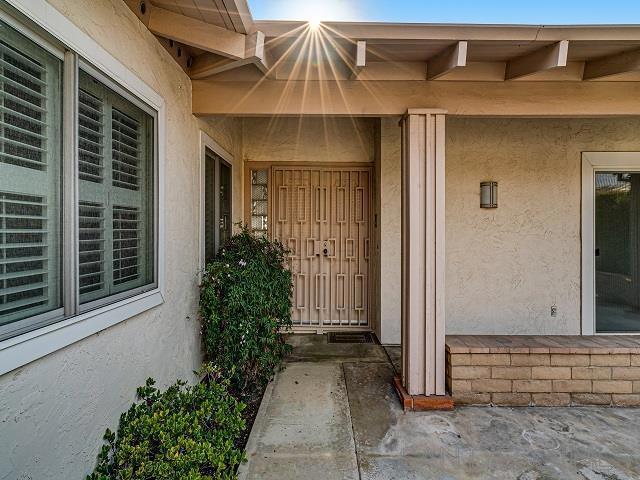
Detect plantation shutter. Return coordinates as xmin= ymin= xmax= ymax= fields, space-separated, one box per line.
xmin=0 ymin=21 xmax=62 ymax=329
xmin=78 ymin=70 xmax=153 ymax=306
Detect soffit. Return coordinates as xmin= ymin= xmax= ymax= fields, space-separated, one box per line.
xmin=149 ymin=0 xmax=251 ymax=33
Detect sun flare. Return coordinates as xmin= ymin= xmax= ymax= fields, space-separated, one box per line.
xmin=284 ymin=1 xmax=356 ymax=26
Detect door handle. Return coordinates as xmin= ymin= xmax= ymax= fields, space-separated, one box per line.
xmin=323 ymin=248 xmax=328 ymax=256
xmin=595 ymin=248 xmax=600 ymax=257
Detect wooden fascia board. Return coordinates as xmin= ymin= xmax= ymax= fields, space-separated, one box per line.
xmin=427 ymin=41 xmax=468 ymax=80
xmin=583 ymin=48 xmax=640 ymax=80
xmin=253 ymin=22 xmax=640 ymax=42
xmin=505 ymin=40 xmax=569 ymax=80
xmin=148 ymin=5 xmax=246 ymax=59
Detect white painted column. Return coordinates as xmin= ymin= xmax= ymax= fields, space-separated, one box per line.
xmin=400 ymin=109 xmax=447 ymax=396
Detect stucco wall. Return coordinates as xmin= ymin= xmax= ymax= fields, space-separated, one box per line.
xmin=379 ymin=118 xmax=402 ymax=344
xmin=446 ymin=117 xmax=640 ymax=334
xmin=377 ymin=117 xmax=640 ymax=338
xmin=241 ymin=117 xmax=376 ymax=164
xmin=0 ymin=1 xmax=242 ymax=479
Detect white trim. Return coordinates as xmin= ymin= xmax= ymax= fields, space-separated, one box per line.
xmin=199 ymin=130 xmax=234 ymax=272
xmin=0 ymin=290 xmax=163 ymax=376
xmin=0 ymin=0 xmax=167 ymax=372
xmin=5 ymin=0 xmax=164 ymax=110
xmin=0 ymin=5 xmax=64 ymax=59
xmin=581 ymin=152 xmax=640 ymax=335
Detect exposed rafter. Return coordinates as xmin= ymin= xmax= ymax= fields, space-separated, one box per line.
xmin=148 ymin=5 xmax=246 ymax=59
xmin=350 ymin=40 xmax=367 ymax=80
xmin=427 ymin=41 xmax=467 ymax=80
xmin=121 ymin=5 xmax=640 ymax=84
xmin=583 ymin=49 xmax=640 ymax=80
xmin=190 ymin=31 xmax=269 ymax=79
xmin=505 ymin=40 xmax=569 ymax=80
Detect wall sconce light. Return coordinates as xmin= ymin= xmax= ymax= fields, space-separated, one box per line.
xmin=480 ymin=181 xmax=498 ymax=208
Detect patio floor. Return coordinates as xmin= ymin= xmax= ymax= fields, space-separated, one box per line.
xmin=239 ymin=335 xmax=640 ymax=480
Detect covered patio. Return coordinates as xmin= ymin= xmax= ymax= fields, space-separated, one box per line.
xmin=75 ymin=0 xmax=640 ymax=407
xmin=239 ymin=335 xmax=640 ymax=479
xmin=168 ymin=15 xmax=640 ymax=405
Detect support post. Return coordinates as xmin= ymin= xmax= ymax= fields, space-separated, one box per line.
xmin=400 ymin=109 xmax=447 ymax=399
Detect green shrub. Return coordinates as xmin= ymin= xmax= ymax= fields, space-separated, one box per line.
xmin=87 ymin=365 xmax=245 ymax=480
xmin=200 ymin=227 xmax=292 ymax=394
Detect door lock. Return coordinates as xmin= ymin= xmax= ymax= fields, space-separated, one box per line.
xmin=323 ymin=248 xmax=328 ymax=256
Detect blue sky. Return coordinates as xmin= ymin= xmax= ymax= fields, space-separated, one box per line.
xmin=248 ymin=1 xmax=640 ymax=24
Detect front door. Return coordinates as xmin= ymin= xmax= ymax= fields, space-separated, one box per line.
xmin=271 ymin=166 xmax=372 ymax=330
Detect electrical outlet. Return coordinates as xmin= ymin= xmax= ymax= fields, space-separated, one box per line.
xmin=550 ymin=305 xmax=558 ymax=317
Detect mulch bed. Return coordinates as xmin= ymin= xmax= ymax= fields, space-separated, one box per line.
xmin=233 ymin=384 xmax=266 ymax=452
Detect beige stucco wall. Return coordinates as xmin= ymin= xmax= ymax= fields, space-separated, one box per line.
xmin=379 ymin=118 xmax=402 ymax=344
xmin=241 ymin=117 xmax=377 ymax=164
xmin=377 ymin=117 xmax=640 ymax=338
xmin=446 ymin=117 xmax=640 ymax=334
xmin=240 ymin=116 xmax=640 ymax=340
xmin=0 ymin=1 xmax=242 ymax=479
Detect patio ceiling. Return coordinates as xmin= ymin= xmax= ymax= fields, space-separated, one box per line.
xmin=123 ymin=2 xmax=640 ymax=83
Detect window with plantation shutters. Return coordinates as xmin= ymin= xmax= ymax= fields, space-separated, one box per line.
xmin=0 ymin=19 xmax=62 ymax=336
xmin=0 ymin=14 xmax=157 ymax=344
xmin=78 ymin=70 xmax=154 ymax=306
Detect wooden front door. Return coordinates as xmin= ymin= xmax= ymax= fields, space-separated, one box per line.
xmin=271 ymin=166 xmax=372 ymax=330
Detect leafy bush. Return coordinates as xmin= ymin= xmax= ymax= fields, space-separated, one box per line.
xmin=200 ymin=227 xmax=292 ymax=394
xmin=87 ymin=365 xmax=245 ymax=480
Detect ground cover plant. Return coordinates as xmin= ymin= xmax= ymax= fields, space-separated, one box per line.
xmin=87 ymin=366 xmax=245 ymax=480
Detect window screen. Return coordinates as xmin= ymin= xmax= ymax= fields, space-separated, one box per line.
xmin=78 ymin=69 xmax=154 ymax=306
xmin=0 ymin=20 xmax=63 ymax=331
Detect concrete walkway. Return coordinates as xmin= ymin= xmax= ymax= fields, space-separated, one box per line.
xmin=239 ymin=335 xmax=640 ymax=480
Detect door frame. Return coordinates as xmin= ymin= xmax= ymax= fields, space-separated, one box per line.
xmin=244 ymin=162 xmax=377 ymax=333
xmin=581 ymin=151 xmax=640 ymax=335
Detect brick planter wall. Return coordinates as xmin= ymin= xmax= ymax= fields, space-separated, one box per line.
xmin=446 ymin=340 xmax=640 ymax=407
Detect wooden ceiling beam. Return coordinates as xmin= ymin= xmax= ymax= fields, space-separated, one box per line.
xmin=427 ymin=41 xmax=467 ymax=80
xmin=505 ymin=40 xmax=569 ymax=80
xmin=190 ymin=31 xmax=268 ymax=79
xmin=583 ymin=49 xmax=640 ymax=80
xmin=148 ymin=5 xmax=246 ymax=59
xmin=192 ymin=78 xmax=640 ymax=116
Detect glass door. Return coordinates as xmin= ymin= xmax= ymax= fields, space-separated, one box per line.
xmin=203 ymin=148 xmax=232 ymax=266
xmin=595 ymin=171 xmax=640 ymax=332
xmin=218 ymin=162 xmax=231 ymax=247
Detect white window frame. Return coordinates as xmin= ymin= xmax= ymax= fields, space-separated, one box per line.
xmin=199 ymin=131 xmax=233 ymax=272
xmin=581 ymin=152 xmax=640 ymax=335
xmin=0 ymin=0 xmax=166 ymax=375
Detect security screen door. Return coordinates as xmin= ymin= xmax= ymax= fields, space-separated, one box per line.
xmin=271 ymin=166 xmax=371 ymax=330
xmin=595 ymin=172 xmax=640 ymax=332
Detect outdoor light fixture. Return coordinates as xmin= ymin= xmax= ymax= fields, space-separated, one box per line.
xmin=480 ymin=181 xmax=498 ymax=208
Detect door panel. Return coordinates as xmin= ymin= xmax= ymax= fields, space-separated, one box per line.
xmin=595 ymin=171 xmax=640 ymax=333
xmin=272 ymin=166 xmax=371 ymax=329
